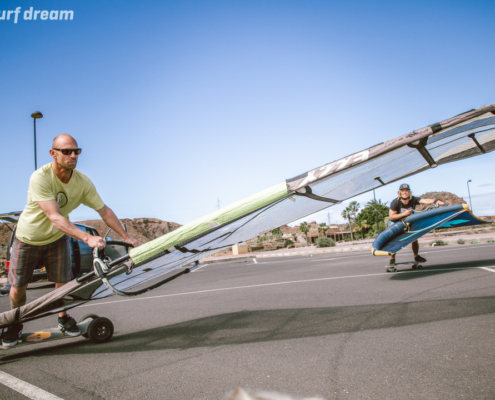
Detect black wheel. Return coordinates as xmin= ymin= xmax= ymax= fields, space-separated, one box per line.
xmin=412 ymin=264 xmax=417 ymax=269
xmin=87 ymin=317 xmax=114 ymax=344
xmin=79 ymin=314 xmax=100 ymax=338
xmin=417 ymin=265 xmax=423 ymax=269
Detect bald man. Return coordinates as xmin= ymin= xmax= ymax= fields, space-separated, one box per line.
xmin=2 ymin=134 xmax=139 ymax=347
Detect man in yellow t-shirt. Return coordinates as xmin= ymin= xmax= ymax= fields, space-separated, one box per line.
xmin=3 ymin=134 xmax=139 ymax=347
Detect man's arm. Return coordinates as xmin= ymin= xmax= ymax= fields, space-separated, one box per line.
xmin=389 ymin=208 xmax=412 ymax=221
xmin=97 ymin=205 xmax=139 ymax=247
xmin=419 ymin=198 xmax=445 ymax=206
xmin=37 ymin=200 xmax=106 ymax=249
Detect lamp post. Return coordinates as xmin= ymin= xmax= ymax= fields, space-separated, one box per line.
xmin=31 ymin=111 xmax=43 ymax=170
xmin=373 ymin=188 xmax=380 ymax=233
xmin=467 ymin=180 xmax=473 ymax=212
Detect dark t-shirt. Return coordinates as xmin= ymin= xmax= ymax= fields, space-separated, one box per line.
xmin=389 ymin=196 xmax=421 ymax=214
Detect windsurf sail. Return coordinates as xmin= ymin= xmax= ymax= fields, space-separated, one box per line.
xmin=371 ymin=204 xmax=494 ymax=256
xmin=1 ymin=103 xmax=495 ymax=327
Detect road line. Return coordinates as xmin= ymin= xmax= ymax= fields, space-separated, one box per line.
xmin=80 ymin=266 xmax=483 ymax=308
xmin=253 ymin=259 xmax=257 ymax=264
xmin=480 ymin=267 xmax=495 ymax=273
xmin=191 ymin=264 xmax=209 ymax=273
xmin=0 ymin=371 xmax=64 ymax=400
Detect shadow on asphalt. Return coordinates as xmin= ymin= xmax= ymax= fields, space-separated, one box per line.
xmin=2 ymin=295 xmax=494 ymax=360
xmin=389 ymin=259 xmax=495 ymax=280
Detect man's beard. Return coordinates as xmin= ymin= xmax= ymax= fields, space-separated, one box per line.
xmin=60 ymin=160 xmax=77 ymax=170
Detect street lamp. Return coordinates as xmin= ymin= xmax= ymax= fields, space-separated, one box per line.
xmin=467 ymin=179 xmax=473 ymax=211
xmin=31 ymin=111 xmax=43 ymax=170
xmin=373 ymin=188 xmax=380 ymax=233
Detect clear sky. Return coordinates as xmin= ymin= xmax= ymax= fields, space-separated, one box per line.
xmin=1 ymin=0 xmax=494 ymax=226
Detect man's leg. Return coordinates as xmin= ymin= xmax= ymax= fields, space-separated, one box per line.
xmin=55 ymin=282 xmax=67 ymax=318
xmin=46 ymin=237 xmax=80 ymax=335
xmin=8 ymin=237 xmax=37 ymax=310
xmin=3 ymin=238 xmax=37 ymax=347
xmin=412 ymin=240 xmax=427 ymax=263
xmin=412 ymin=240 xmax=419 ymax=257
xmin=9 ymin=285 xmax=28 ymax=309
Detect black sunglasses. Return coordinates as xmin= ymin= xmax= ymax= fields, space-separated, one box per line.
xmin=52 ymin=148 xmax=82 ymax=156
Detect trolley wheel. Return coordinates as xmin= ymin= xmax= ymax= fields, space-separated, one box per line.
xmin=412 ymin=264 xmax=418 ymax=269
xmin=79 ymin=314 xmax=100 ymax=338
xmin=87 ymin=317 xmax=114 ymax=344
xmin=417 ymin=264 xmax=423 ymax=269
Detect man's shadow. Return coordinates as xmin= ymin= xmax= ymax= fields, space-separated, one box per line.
xmin=2 ymin=294 xmax=494 ymax=360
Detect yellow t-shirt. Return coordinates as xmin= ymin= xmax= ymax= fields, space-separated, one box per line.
xmin=16 ymin=163 xmax=105 ymax=246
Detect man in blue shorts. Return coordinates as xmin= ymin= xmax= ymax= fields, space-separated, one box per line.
xmin=2 ymin=134 xmax=139 ymax=347
xmin=389 ymin=183 xmax=444 ymax=267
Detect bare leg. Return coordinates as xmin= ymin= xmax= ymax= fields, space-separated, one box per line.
xmin=55 ymin=282 xmax=67 ymax=318
xmin=9 ymin=285 xmax=28 ymax=310
xmin=412 ymin=240 xmax=419 ymax=257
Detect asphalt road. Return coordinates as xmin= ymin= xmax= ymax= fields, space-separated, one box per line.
xmin=1 ymin=244 xmax=494 ymax=400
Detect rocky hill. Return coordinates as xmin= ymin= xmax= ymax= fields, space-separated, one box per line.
xmin=418 ymin=191 xmax=467 ymax=210
xmin=78 ymin=218 xmax=182 ymax=244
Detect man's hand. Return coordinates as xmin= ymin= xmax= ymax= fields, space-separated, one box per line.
xmin=86 ymin=235 xmax=106 ymax=250
xmin=437 ymin=200 xmax=445 ymax=206
xmin=97 ymin=206 xmax=140 ymax=248
xmin=403 ymin=209 xmax=413 ymax=217
xmin=124 ymin=236 xmax=140 ymax=248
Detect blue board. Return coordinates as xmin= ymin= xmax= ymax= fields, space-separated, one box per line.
xmin=372 ymin=204 xmax=493 ymax=256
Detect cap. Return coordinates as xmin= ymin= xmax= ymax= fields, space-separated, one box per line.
xmin=399 ymin=183 xmax=411 ymax=190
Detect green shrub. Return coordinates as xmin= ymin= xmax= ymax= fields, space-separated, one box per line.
xmin=471 ymin=241 xmax=478 ymax=244
xmin=488 ymin=240 xmax=494 ymax=243
xmin=430 ymin=239 xmax=448 ymax=246
xmin=284 ymin=239 xmax=294 ymax=247
xmin=457 ymin=239 xmax=465 ymax=244
xmin=315 ymin=237 xmax=335 ymax=248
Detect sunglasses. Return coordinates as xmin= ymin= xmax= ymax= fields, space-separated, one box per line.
xmin=52 ymin=148 xmax=82 ymax=156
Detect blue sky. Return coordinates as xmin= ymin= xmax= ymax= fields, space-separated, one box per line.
xmin=1 ymin=0 xmax=494 ymax=226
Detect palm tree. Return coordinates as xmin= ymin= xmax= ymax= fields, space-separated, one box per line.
xmin=366 ymin=198 xmax=388 ymax=207
xmin=299 ymin=222 xmax=310 ymax=245
xmin=354 ymin=219 xmax=370 ymax=240
xmin=341 ymin=207 xmax=354 ymax=241
xmin=318 ymin=222 xmax=329 ymax=237
xmin=349 ymin=201 xmax=360 ymax=219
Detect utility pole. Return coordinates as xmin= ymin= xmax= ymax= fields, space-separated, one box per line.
xmin=217 ymin=198 xmax=221 ymax=210
xmin=327 ymin=212 xmax=330 ymax=226
xmin=467 ymin=180 xmax=473 ymax=211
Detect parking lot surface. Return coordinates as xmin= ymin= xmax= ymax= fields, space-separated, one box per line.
xmin=1 ymin=243 xmax=494 ymax=399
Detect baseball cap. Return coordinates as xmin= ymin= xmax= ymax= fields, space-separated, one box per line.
xmin=399 ymin=183 xmax=411 ymax=190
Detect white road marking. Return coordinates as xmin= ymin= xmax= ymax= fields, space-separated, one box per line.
xmin=80 ymin=266 xmax=486 ymax=309
xmin=253 ymin=259 xmax=257 ymax=264
xmin=191 ymin=264 xmax=209 ymax=273
xmin=480 ymin=267 xmax=495 ymax=273
xmin=0 ymin=371 xmax=64 ymax=400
